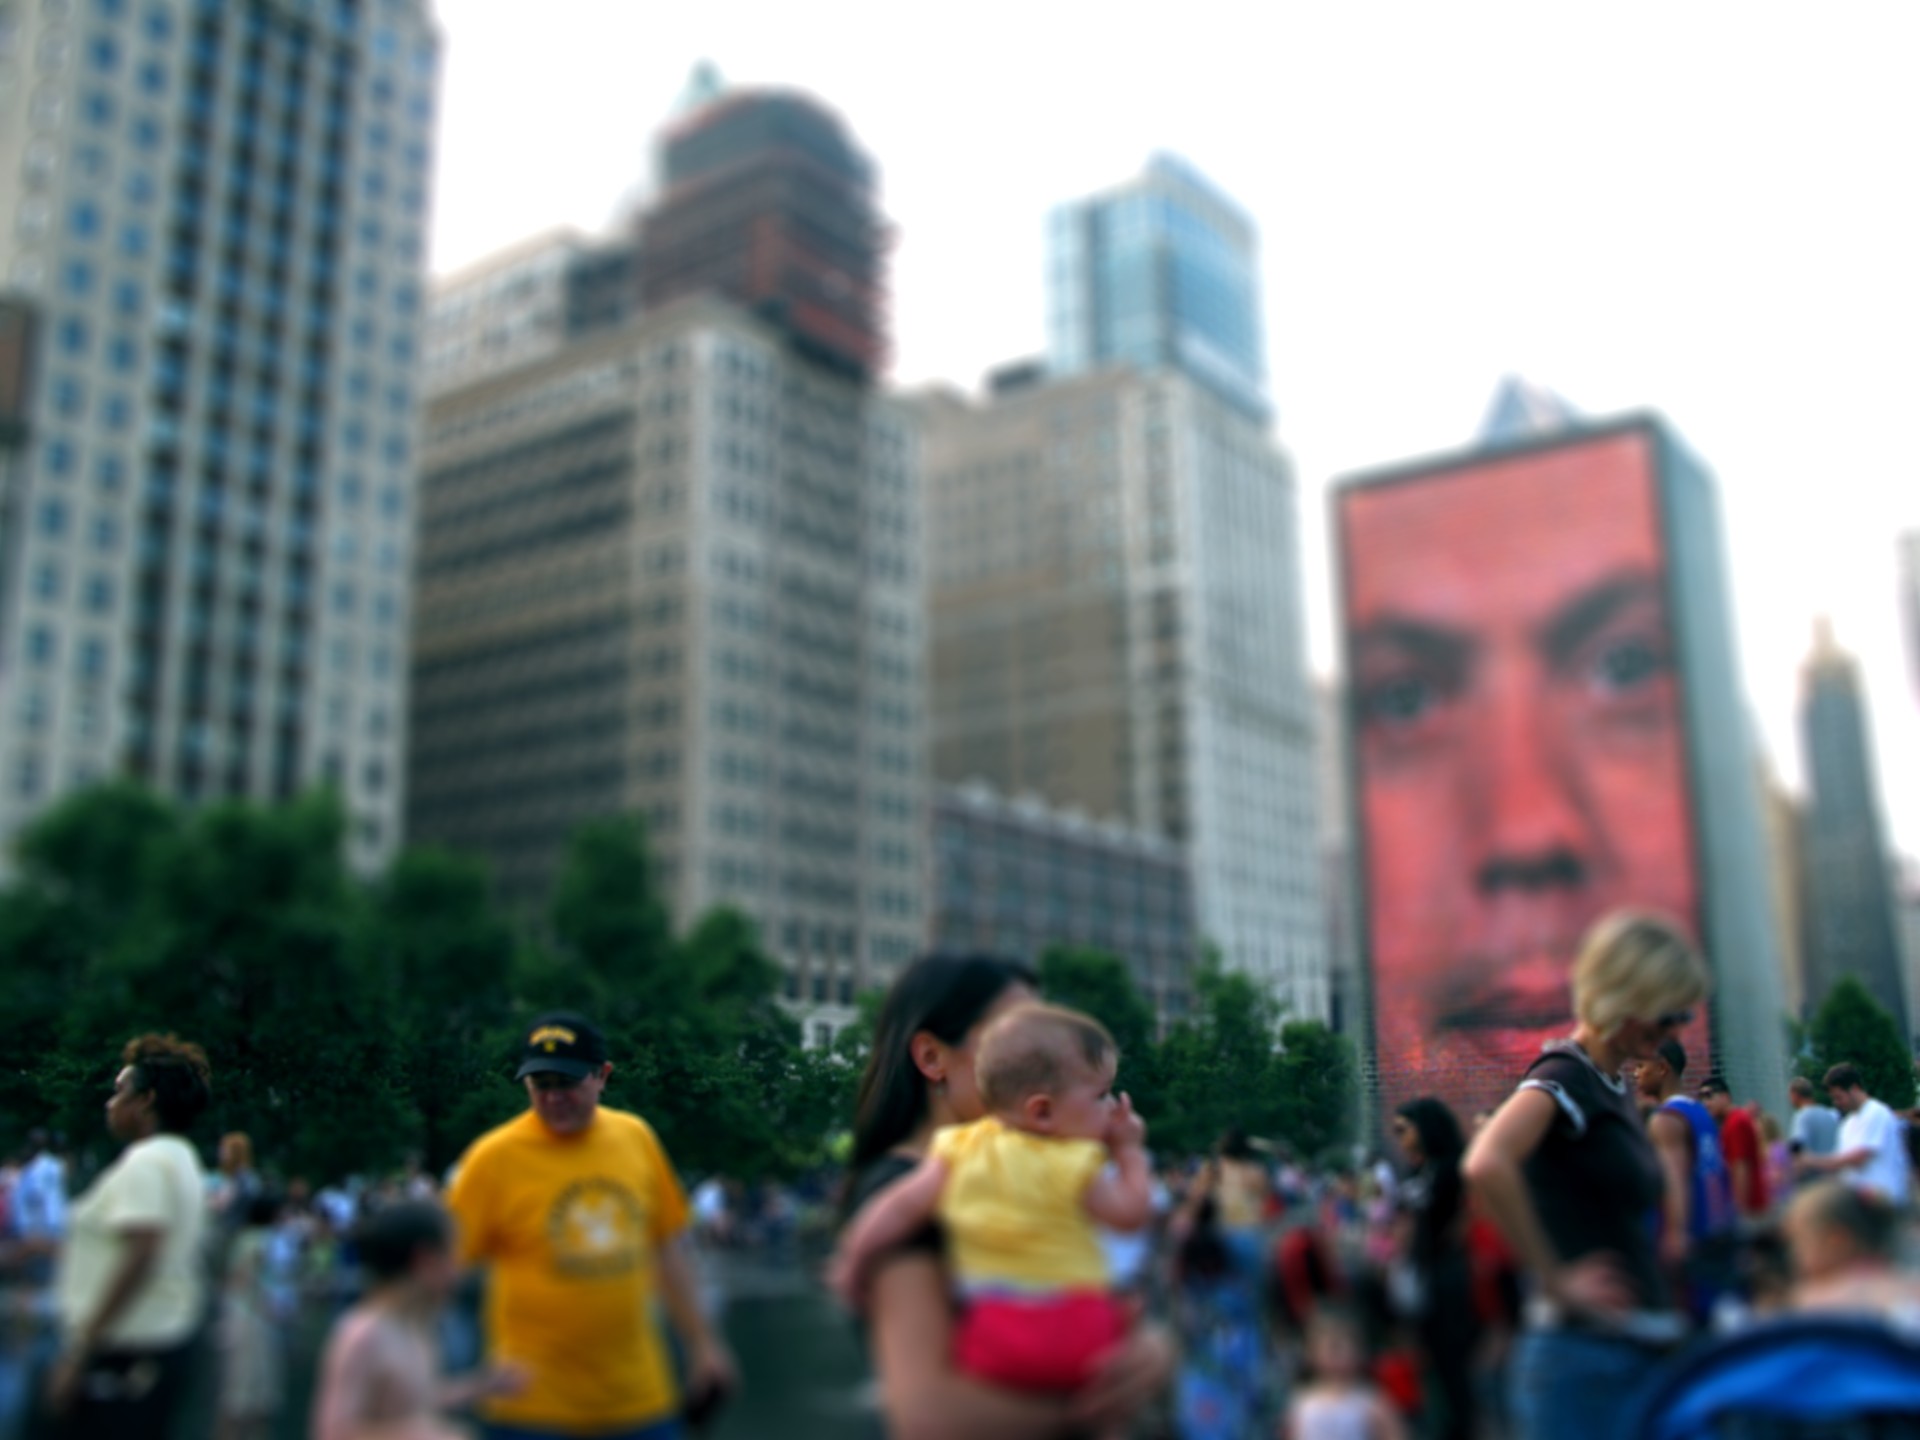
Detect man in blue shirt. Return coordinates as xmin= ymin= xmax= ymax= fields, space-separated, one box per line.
xmin=1636 ymin=1039 xmax=1734 ymax=1320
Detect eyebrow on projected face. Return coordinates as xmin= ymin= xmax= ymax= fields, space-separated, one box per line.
xmin=1351 ymin=617 xmax=1475 ymax=674
xmin=1535 ymin=571 xmax=1667 ymax=671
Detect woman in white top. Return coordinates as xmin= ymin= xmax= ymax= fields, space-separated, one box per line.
xmin=45 ymin=1032 xmax=211 ymax=1436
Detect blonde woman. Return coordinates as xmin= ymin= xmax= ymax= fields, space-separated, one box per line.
xmin=1463 ymin=911 xmax=1710 ymax=1440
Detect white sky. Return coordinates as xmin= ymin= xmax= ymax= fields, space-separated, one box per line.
xmin=426 ymin=0 xmax=1920 ymax=854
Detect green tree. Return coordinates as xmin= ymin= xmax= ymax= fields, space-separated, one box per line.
xmin=1155 ymin=958 xmax=1287 ymax=1156
xmin=1038 ymin=946 xmax=1165 ymax=1123
xmin=0 ymin=785 xmax=178 ymax=1135
xmin=365 ymin=848 xmax=523 ymax=1173
xmin=51 ymin=793 xmax=414 ymax=1179
xmin=1272 ymin=1018 xmax=1360 ymax=1161
xmin=1807 ymin=975 xmax=1916 ymax=1108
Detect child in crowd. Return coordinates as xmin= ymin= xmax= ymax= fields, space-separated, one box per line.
xmin=1284 ymin=1307 xmax=1408 ymax=1440
xmin=831 ymin=1004 xmax=1153 ymax=1418
xmin=217 ymin=1192 xmax=286 ymax=1440
xmin=311 ymin=1201 xmax=525 ymax=1440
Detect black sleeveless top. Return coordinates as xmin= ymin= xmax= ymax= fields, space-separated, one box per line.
xmin=1518 ymin=1042 xmax=1671 ymax=1314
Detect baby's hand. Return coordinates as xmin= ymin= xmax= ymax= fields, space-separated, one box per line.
xmin=1107 ymin=1093 xmax=1148 ymax=1152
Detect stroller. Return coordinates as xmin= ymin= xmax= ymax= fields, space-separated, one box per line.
xmin=1622 ymin=1315 xmax=1920 ymax=1440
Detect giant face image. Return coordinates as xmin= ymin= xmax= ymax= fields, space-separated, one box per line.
xmin=1339 ymin=431 xmax=1704 ymax=1117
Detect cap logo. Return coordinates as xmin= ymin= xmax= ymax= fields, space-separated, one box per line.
xmin=531 ymin=1026 xmax=577 ymax=1054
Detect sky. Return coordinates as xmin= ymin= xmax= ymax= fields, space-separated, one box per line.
xmin=426 ymin=0 xmax=1920 ymax=855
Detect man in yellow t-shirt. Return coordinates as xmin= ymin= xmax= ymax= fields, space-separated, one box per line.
xmin=448 ymin=1012 xmax=736 ymax=1439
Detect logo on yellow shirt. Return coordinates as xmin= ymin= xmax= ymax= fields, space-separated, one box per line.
xmin=547 ymin=1178 xmax=648 ymax=1278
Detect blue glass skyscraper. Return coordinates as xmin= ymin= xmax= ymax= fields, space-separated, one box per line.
xmin=1047 ymin=154 xmax=1268 ymax=421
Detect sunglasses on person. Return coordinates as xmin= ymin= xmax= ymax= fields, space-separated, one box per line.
xmin=1652 ymin=1009 xmax=1694 ymax=1030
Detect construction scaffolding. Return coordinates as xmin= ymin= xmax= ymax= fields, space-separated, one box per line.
xmin=639 ymin=91 xmax=889 ymax=382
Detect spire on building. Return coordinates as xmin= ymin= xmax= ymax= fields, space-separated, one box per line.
xmin=1478 ymin=376 xmax=1581 ymax=446
xmin=672 ymin=60 xmax=727 ymax=120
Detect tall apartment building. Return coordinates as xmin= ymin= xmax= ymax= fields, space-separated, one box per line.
xmin=918 ymin=366 xmax=1324 ymax=1016
xmin=0 ymin=0 xmax=438 ymax=870
xmin=640 ymin=89 xmax=886 ymax=382
xmin=1800 ymin=618 xmax=1908 ymax=1035
xmin=930 ymin=780 xmax=1195 ymax=1024
xmin=1315 ymin=678 xmax=1362 ymax=1037
xmin=422 ymin=227 xmax=638 ymax=395
xmin=411 ymin=88 xmax=922 ymax=1028
xmin=1900 ymin=531 xmax=1920 ymax=701
xmin=1758 ymin=757 xmax=1809 ymax=1020
xmin=1047 ymin=155 xmax=1266 ymax=422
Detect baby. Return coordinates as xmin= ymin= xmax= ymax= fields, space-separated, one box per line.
xmin=833 ymin=1003 xmax=1153 ymax=1403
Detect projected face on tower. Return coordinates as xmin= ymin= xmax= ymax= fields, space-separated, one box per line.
xmin=1339 ymin=430 xmax=1704 ymax=1116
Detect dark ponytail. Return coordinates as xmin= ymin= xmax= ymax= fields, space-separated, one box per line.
xmin=847 ymin=954 xmax=1035 ymax=1184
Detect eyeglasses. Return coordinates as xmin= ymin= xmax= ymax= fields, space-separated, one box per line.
xmin=528 ymin=1073 xmax=587 ymax=1092
xmin=1654 ymin=1009 xmax=1694 ymax=1029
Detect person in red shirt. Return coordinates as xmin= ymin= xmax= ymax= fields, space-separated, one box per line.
xmin=1700 ymin=1077 xmax=1770 ymax=1218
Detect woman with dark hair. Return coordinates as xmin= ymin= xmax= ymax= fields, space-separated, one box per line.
xmin=46 ymin=1032 xmax=213 ymax=1436
xmin=843 ymin=953 xmax=1177 ymax=1438
xmin=1390 ymin=1097 xmax=1476 ymax=1440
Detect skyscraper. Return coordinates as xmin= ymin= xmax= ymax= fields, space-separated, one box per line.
xmin=0 ymin=0 xmax=439 ymax=872
xmin=1899 ymin=531 xmax=1920 ymax=700
xmin=1047 ymin=155 xmax=1267 ymax=421
xmin=917 ymin=365 xmax=1324 ymax=1016
xmin=411 ymin=89 xmax=922 ymax=1033
xmin=422 ymin=227 xmax=638 ymax=396
xmin=1800 ymin=619 xmax=1908 ymax=1036
xmin=639 ymin=89 xmax=886 ymax=382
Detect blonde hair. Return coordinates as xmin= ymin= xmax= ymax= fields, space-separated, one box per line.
xmin=1571 ymin=911 xmax=1709 ymax=1035
xmin=975 ymin=1003 xmax=1116 ymax=1113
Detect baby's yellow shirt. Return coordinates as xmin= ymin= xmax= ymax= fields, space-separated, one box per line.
xmin=931 ymin=1117 xmax=1111 ymax=1291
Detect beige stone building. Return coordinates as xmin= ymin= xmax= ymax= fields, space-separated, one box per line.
xmin=915 ymin=365 xmax=1324 ymax=1017
xmin=1759 ymin=759 xmax=1808 ymax=1020
xmin=409 ymin=296 xmax=924 ymax=1035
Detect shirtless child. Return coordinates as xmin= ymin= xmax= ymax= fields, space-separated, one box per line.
xmin=312 ymin=1202 xmax=525 ymax=1440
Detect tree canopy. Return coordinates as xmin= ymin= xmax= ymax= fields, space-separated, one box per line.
xmin=0 ymin=784 xmax=1363 ymax=1182
xmin=1803 ymin=975 xmax=1917 ymax=1109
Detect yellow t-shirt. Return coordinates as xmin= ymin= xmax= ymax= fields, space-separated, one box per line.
xmin=448 ymin=1107 xmax=690 ymax=1431
xmin=931 ymin=1118 xmax=1110 ymax=1292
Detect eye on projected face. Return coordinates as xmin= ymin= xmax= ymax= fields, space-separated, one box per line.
xmin=1339 ymin=431 xmax=1705 ymax=1118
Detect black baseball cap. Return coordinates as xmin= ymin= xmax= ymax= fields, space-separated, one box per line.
xmin=515 ymin=1012 xmax=609 ymax=1081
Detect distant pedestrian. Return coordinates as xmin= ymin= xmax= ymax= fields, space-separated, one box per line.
xmin=46 ymin=1033 xmax=213 ymax=1437
xmin=1284 ymin=1307 xmax=1407 ymax=1440
xmin=1698 ymin=1078 xmax=1769 ymax=1219
xmin=217 ymin=1191 xmax=285 ymax=1440
xmin=1787 ymin=1076 xmax=1841 ymax=1159
xmin=1798 ymin=1063 xmax=1913 ymax=1207
xmin=1389 ymin=1097 xmax=1476 ymax=1440
xmin=1637 ymin=1039 xmax=1734 ymax=1322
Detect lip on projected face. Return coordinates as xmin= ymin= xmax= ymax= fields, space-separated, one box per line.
xmin=1433 ymin=952 xmax=1576 ymax=1034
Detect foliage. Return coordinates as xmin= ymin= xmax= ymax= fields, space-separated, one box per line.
xmin=1038 ymin=947 xmax=1165 ymax=1121
xmin=1042 ymin=948 xmax=1357 ymax=1164
xmin=0 ymin=786 xmax=1363 ymax=1185
xmin=1804 ymin=975 xmax=1916 ymax=1109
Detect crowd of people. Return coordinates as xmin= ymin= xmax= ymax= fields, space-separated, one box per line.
xmin=0 ymin=918 xmax=1917 ymax=1438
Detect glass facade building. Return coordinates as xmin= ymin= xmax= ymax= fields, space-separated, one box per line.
xmin=1800 ymin=621 xmax=1909 ymax=1038
xmin=0 ymin=0 xmax=438 ymax=871
xmin=1047 ymin=154 xmax=1268 ymax=422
